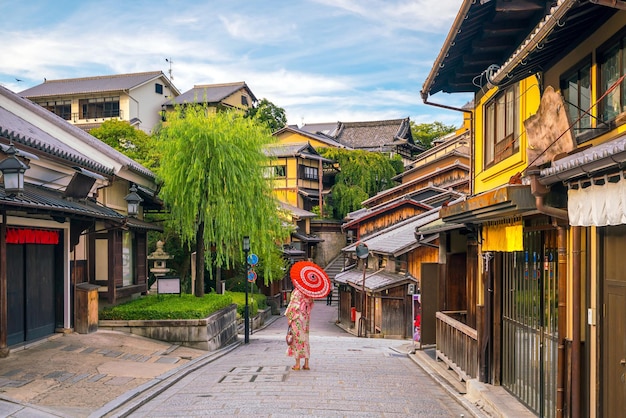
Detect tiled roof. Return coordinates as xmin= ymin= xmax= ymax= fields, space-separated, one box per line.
xmin=168 ymin=82 xmax=256 ymax=106
xmin=0 ymin=104 xmax=112 ymax=176
xmin=19 ymin=71 xmax=174 ymax=97
xmin=300 ymin=122 xmax=340 ymax=137
xmin=343 ymin=210 xmax=440 ymax=256
xmin=0 ymin=183 xmax=124 ymax=221
xmin=273 ymin=125 xmax=346 ymax=148
xmin=539 ymin=133 xmax=626 ymax=185
xmin=264 ymin=143 xmax=332 ymax=162
xmin=343 ymin=198 xmax=432 ymax=229
xmin=334 ymin=118 xmax=416 ymax=150
xmin=279 ymin=201 xmax=317 ymax=219
xmin=1 ymin=84 xmax=155 ymax=180
xmin=334 ymin=268 xmax=416 ymax=292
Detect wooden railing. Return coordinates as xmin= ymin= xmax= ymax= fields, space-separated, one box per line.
xmin=436 ymin=310 xmax=478 ymax=382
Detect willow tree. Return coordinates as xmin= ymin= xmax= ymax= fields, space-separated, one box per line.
xmin=155 ymin=105 xmax=289 ymax=296
xmin=319 ymin=148 xmax=401 ymax=220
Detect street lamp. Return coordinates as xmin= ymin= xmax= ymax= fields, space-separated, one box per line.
xmin=355 ymin=242 xmax=369 ymax=337
xmin=243 ymin=236 xmax=250 ymax=344
xmin=0 ymin=144 xmax=29 ymax=196
xmin=124 ymin=184 xmax=143 ymax=217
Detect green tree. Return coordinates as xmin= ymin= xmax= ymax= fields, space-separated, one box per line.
xmin=410 ymin=121 xmax=457 ymax=149
xmin=90 ymin=120 xmax=154 ymax=168
xmin=245 ymin=98 xmax=287 ymax=133
xmin=319 ymin=148 xmax=401 ymax=220
xmin=155 ymin=105 xmax=289 ymax=296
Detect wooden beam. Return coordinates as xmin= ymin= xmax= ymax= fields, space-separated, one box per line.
xmin=495 ymin=0 xmax=544 ymax=13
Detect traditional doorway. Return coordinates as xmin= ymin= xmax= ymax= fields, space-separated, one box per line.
xmin=7 ymin=243 xmax=59 ymax=346
xmin=501 ymin=227 xmax=558 ymax=418
xmin=601 ymin=225 xmax=626 ymax=417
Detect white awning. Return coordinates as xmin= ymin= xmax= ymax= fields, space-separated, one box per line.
xmin=568 ymin=176 xmax=626 ymax=226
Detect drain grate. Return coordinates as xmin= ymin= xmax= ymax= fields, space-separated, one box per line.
xmin=219 ymin=366 xmax=289 ymax=383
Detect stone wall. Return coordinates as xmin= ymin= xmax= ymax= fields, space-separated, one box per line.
xmin=313 ymin=229 xmax=346 ymax=267
xmin=98 ymin=304 xmax=238 ymax=351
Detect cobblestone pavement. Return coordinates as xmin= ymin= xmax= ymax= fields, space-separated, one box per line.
xmin=120 ymin=302 xmax=484 ymax=418
xmin=0 ymin=329 xmax=209 ymax=417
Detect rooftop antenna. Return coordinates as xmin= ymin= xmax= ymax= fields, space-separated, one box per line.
xmin=165 ymin=58 xmax=174 ymax=80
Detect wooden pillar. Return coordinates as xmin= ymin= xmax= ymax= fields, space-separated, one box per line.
xmin=0 ymin=211 xmax=8 ymax=357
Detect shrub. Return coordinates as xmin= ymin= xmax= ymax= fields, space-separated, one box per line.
xmin=99 ymin=293 xmax=233 ymax=320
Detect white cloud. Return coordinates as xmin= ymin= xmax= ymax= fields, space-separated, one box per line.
xmin=0 ymin=0 xmax=466 ymax=128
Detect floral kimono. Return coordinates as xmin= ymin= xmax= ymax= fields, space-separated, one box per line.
xmin=285 ymin=288 xmax=313 ymax=359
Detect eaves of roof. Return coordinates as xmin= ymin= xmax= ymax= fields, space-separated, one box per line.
xmin=421 ymin=1 xmax=615 ymax=98
xmin=335 ymin=268 xmax=417 ymax=292
xmin=539 ymin=133 xmax=626 ymax=186
xmin=378 ymin=163 xmax=470 ymax=204
xmin=279 ymin=201 xmax=317 ymax=219
xmin=0 ymin=183 xmax=124 ymax=221
xmin=342 ymin=210 xmax=441 ymax=257
xmin=273 ymin=126 xmax=346 ymax=148
xmin=342 ymin=198 xmax=432 ymax=230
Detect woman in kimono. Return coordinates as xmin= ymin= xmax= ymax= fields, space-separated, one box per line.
xmin=285 ymin=288 xmax=313 ymax=370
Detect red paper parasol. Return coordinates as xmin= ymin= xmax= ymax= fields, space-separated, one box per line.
xmin=289 ymin=261 xmax=331 ymax=298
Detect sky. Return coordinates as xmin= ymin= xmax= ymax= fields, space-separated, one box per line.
xmin=0 ymin=0 xmax=472 ymax=128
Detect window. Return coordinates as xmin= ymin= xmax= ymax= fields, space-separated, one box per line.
xmin=599 ymin=33 xmax=626 ymax=123
xmin=484 ymin=84 xmax=519 ymax=167
xmin=122 ymin=231 xmax=136 ymax=287
xmin=79 ymin=97 xmax=120 ymax=119
xmin=263 ymin=165 xmax=286 ymax=178
xmin=561 ymin=61 xmax=592 ymax=139
xmin=38 ymin=100 xmax=72 ymax=120
xmin=155 ymin=83 xmax=163 ymax=94
xmin=395 ymin=254 xmax=408 ymax=273
xmin=274 ymin=165 xmax=286 ymax=177
xmin=300 ymin=165 xmax=318 ymax=180
xmin=241 ymin=95 xmax=249 ymax=106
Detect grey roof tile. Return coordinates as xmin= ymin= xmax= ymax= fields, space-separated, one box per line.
xmin=19 ymin=71 xmax=171 ymax=97
xmin=167 ymin=82 xmax=256 ymax=106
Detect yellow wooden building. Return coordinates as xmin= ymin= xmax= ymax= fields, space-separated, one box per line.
xmin=421 ymin=1 xmax=626 ymax=416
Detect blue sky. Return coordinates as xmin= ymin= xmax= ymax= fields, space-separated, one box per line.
xmin=0 ymin=0 xmax=471 ymax=127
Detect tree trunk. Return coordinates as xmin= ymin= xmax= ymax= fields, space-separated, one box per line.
xmin=195 ymin=221 xmax=205 ymax=297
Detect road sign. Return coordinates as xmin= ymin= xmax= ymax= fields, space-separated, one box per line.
xmin=247 ymin=270 xmax=257 ymax=282
xmin=247 ymin=253 xmax=259 ymax=266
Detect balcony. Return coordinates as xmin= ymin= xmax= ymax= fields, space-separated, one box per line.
xmin=72 ymin=109 xmax=124 ymax=123
xmin=436 ymin=310 xmax=478 ymax=382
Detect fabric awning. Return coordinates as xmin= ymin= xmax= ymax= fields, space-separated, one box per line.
xmin=568 ymin=177 xmax=626 ymax=226
xmin=481 ymin=219 xmax=523 ymax=252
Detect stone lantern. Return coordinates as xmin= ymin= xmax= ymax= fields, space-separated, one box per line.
xmin=147 ymin=240 xmax=173 ymax=292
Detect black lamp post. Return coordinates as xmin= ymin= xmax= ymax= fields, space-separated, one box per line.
xmin=243 ymin=236 xmax=250 ymax=344
xmin=124 ymin=184 xmax=143 ymax=217
xmin=0 ymin=144 xmax=29 ymax=196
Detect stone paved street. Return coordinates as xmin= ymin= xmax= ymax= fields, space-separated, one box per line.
xmin=124 ymin=302 xmax=482 ymax=417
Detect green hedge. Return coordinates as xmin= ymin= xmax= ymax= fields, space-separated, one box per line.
xmin=99 ymin=293 xmax=233 ymax=320
xmin=225 ymin=291 xmax=267 ymax=318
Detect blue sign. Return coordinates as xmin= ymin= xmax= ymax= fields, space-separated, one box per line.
xmin=247 ymin=253 xmax=259 ymax=266
xmin=247 ymin=270 xmax=257 ymax=282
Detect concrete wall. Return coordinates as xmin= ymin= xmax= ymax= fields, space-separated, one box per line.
xmin=98 ymin=304 xmax=238 ymax=351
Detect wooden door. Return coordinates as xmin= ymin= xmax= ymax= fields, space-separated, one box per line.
xmin=603 ymin=281 xmax=625 ymax=416
xmin=6 ymin=244 xmax=56 ymax=345
xmin=601 ymin=225 xmax=626 ymax=417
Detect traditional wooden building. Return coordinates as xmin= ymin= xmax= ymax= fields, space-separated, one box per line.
xmin=421 ymin=1 xmax=626 ymax=416
xmin=0 ymin=84 xmax=161 ymax=354
xmin=300 ymin=118 xmax=425 ymax=166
